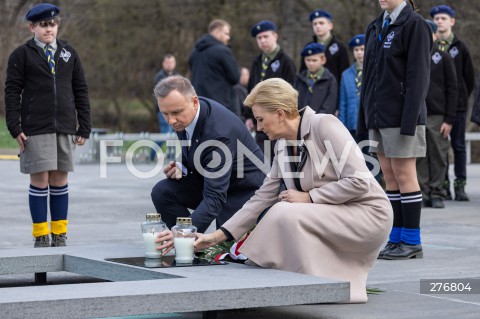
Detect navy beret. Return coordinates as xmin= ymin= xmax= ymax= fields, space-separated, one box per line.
xmin=26 ymin=3 xmax=60 ymax=23
xmin=301 ymin=43 xmax=325 ymax=57
xmin=424 ymin=19 xmax=438 ymax=34
xmin=309 ymin=9 xmax=333 ymax=22
xmin=430 ymin=5 xmax=455 ymax=18
xmin=251 ymin=20 xmax=277 ymax=37
xmin=348 ymin=34 xmax=365 ymax=48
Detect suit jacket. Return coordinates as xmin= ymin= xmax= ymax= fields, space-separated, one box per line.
xmin=222 ymin=106 xmax=392 ymax=302
xmin=180 ymin=97 xmax=265 ymax=231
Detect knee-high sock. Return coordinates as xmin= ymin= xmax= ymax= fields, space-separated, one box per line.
xmin=386 ymin=190 xmax=402 ymax=243
xmin=50 ymin=184 xmax=68 ymax=234
xmin=29 ymin=185 xmax=49 ymax=237
xmin=401 ymin=191 xmax=422 ymax=245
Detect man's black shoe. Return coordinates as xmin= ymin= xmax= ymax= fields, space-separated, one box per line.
xmin=422 ymin=199 xmax=432 ymax=208
xmin=454 ymin=179 xmax=470 ymax=201
xmin=443 ymin=180 xmax=452 ymax=200
xmin=431 ymin=198 xmax=445 ymax=209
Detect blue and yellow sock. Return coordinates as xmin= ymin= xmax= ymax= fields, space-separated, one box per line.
xmin=29 ymin=185 xmax=49 ymax=237
xmin=50 ymin=184 xmax=69 ymax=234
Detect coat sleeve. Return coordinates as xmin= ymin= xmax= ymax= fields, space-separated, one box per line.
xmin=472 ymin=79 xmax=480 ymax=125
xmin=356 ymin=24 xmax=373 ymax=136
xmin=4 ymin=48 xmax=25 ymax=139
xmin=338 ymin=43 xmax=351 ymax=79
xmin=324 ymin=77 xmax=338 ymax=114
xmin=189 ymin=136 xmax=236 ymax=232
xmin=462 ymin=44 xmax=475 ymax=98
xmin=400 ymin=18 xmax=432 ymax=136
xmin=71 ymin=48 xmax=91 ymax=138
xmin=338 ymin=74 xmax=348 ymax=125
xmin=308 ymin=116 xmax=372 ymax=204
xmin=443 ymin=54 xmax=458 ymax=124
xmin=247 ymin=59 xmax=258 ymax=92
xmin=222 ymin=146 xmax=283 ymax=241
xmin=282 ymin=58 xmax=297 ymax=85
xmin=220 ymin=48 xmax=240 ymax=85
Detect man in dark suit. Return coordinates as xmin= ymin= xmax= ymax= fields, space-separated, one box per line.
xmin=151 ymin=76 xmax=266 ymax=233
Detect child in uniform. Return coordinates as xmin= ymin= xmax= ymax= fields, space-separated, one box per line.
xmin=5 ymin=3 xmax=91 ymax=247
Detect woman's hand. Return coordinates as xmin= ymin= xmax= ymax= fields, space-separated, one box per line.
xmin=156 ymin=230 xmax=174 ymax=256
xmin=194 ymin=230 xmax=227 ymax=251
xmin=279 ymin=189 xmax=312 ymax=203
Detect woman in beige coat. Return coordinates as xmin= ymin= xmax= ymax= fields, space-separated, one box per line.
xmin=160 ymin=78 xmax=392 ymax=303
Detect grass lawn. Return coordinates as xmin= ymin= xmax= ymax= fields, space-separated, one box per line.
xmin=0 ymin=117 xmax=18 ymax=149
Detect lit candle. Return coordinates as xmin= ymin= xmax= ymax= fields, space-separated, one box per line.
xmin=143 ymin=229 xmax=162 ymax=259
xmin=174 ymin=237 xmax=195 ymax=263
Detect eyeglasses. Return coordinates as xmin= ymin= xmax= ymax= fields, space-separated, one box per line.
xmin=36 ymin=20 xmax=58 ymax=28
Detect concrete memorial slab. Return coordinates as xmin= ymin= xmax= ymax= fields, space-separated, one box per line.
xmin=0 ymin=244 xmax=350 ymax=319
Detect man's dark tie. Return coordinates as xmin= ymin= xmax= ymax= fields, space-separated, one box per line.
xmin=178 ymin=130 xmax=189 ymax=163
xmin=44 ymin=45 xmax=55 ymax=75
xmin=378 ymin=15 xmax=391 ymax=43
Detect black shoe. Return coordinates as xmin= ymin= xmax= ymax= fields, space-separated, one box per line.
xmin=382 ymin=242 xmax=423 ymax=260
xmin=443 ymin=180 xmax=452 ymax=200
xmin=422 ymin=199 xmax=432 ymax=208
xmin=431 ymin=198 xmax=445 ymax=209
xmin=454 ymin=179 xmax=470 ymax=201
xmin=377 ymin=242 xmax=399 ymax=259
xmin=51 ymin=233 xmax=67 ymax=247
xmin=34 ymin=235 xmax=50 ymax=248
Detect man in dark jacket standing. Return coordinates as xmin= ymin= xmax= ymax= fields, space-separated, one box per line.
xmin=431 ymin=5 xmax=475 ymax=201
xmin=189 ymin=19 xmax=240 ymax=117
xmin=417 ymin=20 xmax=458 ymax=209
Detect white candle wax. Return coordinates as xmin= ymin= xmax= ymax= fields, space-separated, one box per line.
xmin=143 ymin=232 xmax=162 ymax=258
xmin=174 ymin=237 xmax=195 ymax=263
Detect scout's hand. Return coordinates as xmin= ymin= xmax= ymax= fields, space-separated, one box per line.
xmin=279 ymin=189 xmax=312 ymax=203
xmin=156 ymin=230 xmax=174 ymax=256
xmin=16 ymin=133 xmax=27 ymax=153
xmin=74 ymin=136 xmax=86 ymax=145
xmin=164 ymin=161 xmax=183 ymax=180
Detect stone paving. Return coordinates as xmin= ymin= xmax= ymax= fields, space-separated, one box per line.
xmin=1 ymin=158 xmax=479 ymax=318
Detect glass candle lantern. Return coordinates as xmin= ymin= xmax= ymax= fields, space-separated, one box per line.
xmin=141 ymin=213 xmax=167 ymax=259
xmin=172 ymin=217 xmax=197 ymax=264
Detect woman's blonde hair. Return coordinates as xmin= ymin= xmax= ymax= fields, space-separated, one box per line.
xmin=244 ymin=78 xmax=299 ymax=119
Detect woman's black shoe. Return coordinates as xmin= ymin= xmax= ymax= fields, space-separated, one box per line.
xmin=377 ymin=242 xmax=399 ymax=259
xmin=382 ymin=242 xmax=423 ymax=260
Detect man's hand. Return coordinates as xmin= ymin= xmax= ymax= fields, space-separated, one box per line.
xmin=164 ymin=161 xmax=183 ymax=180
xmin=156 ymin=230 xmax=174 ymax=256
xmin=440 ymin=122 xmax=452 ymax=139
xmin=279 ymin=189 xmax=312 ymax=203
